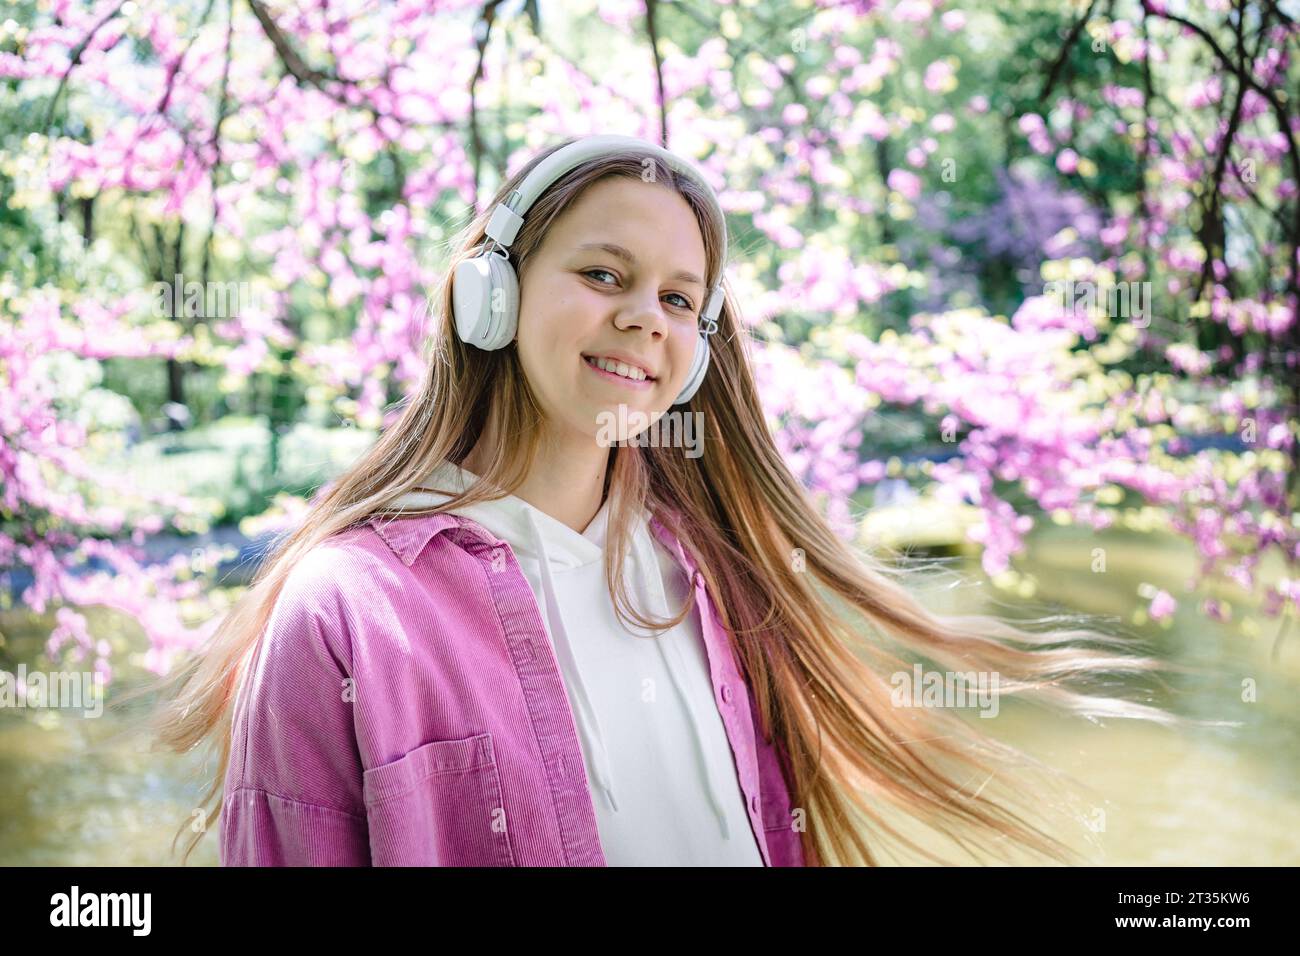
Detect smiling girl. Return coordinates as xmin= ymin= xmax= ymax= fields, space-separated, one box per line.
xmin=147 ymin=134 xmax=1177 ymax=866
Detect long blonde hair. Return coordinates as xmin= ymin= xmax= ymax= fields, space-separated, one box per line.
xmin=126 ymin=136 xmax=1188 ymax=866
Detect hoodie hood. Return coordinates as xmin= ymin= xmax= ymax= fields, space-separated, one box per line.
xmin=389 ymin=460 xmax=734 ymax=839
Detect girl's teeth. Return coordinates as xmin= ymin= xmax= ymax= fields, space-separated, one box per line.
xmin=589 ymin=357 xmax=647 ymax=381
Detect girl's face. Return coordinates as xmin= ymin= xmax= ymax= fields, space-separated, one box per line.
xmin=513 ymin=176 xmax=709 ymax=443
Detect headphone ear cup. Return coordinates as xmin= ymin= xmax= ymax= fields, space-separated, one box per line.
xmin=453 ymin=254 xmax=519 ymax=350
xmin=484 ymin=254 xmax=520 ymax=349
xmin=453 ymin=255 xmax=492 ymax=347
xmin=672 ymin=335 xmax=710 ymax=405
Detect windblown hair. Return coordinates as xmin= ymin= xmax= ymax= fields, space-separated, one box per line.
xmin=128 ymin=136 xmax=1187 ymax=866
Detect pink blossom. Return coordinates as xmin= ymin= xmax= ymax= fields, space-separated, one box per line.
xmin=888 ymin=168 xmax=922 ymax=200
xmin=1148 ymin=590 xmax=1177 ymax=620
xmin=924 ymin=60 xmax=955 ymax=93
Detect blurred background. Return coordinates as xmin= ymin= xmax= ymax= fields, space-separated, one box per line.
xmin=1 ymin=0 xmax=1298 ymax=865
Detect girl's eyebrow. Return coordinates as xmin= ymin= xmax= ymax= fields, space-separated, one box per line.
xmin=576 ymin=241 xmax=704 ymax=288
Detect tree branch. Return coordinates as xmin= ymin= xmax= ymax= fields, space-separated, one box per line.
xmin=1040 ymin=0 xmax=1098 ymax=102
xmin=41 ymin=0 xmax=127 ymax=132
xmin=644 ymin=0 xmax=669 ymax=147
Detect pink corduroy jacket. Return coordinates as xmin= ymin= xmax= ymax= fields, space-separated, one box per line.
xmin=218 ymin=509 xmax=807 ymax=866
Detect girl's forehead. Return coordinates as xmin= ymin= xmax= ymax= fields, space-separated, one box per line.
xmin=547 ymin=182 xmax=707 ymax=260
xmin=567 ymin=177 xmax=698 ymax=224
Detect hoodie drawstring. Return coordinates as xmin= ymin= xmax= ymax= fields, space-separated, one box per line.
xmin=630 ymin=523 xmax=733 ymax=840
xmin=523 ymin=508 xmax=621 ymax=813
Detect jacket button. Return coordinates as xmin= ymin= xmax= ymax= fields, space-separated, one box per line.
xmin=749 ymin=793 xmax=760 ymax=814
xmin=692 ymin=570 xmax=704 ymax=588
xmin=720 ymin=684 xmax=733 ymax=704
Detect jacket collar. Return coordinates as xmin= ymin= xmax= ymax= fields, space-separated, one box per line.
xmin=367 ymin=511 xmax=503 ymax=567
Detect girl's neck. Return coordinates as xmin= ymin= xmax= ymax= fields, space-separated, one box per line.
xmin=460 ymin=430 xmax=611 ymax=535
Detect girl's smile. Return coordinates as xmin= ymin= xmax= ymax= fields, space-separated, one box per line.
xmin=582 ymin=354 xmax=656 ymax=390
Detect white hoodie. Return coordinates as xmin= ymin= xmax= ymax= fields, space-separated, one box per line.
xmin=391 ymin=460 xmax=763 ymax=866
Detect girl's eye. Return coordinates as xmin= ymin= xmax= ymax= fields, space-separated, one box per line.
xmin=583 ymin=270 xmax=695 ymax=313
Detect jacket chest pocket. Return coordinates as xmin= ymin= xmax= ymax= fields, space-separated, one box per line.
xmin=363 ymin=732 xmax=515 ymax=866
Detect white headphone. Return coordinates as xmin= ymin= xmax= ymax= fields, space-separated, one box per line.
xmin=451 ymin=134 xmax=726 ymax=405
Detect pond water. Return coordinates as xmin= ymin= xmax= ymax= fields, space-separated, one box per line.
xmin=1 ymin=522 xmax=1296 ymax=865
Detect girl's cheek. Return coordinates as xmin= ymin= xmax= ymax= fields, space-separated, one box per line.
xmin=677 ymin=322 xmax=699 ymax=355
xmin=570 ymin=288 xmax=604 ymax=315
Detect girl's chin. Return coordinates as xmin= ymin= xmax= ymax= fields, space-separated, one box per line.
xmin=588 ymin=402 xmax=655 ymax=421
xmin=578 ymin=400 xmax=668 ymax=437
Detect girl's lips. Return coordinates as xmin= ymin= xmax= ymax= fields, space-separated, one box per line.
xmin=583 ymin=355 xmax=655 ymax=390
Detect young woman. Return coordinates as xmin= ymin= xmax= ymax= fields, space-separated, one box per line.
xmin=146 ymin=133 xmax=1178 ymax=866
